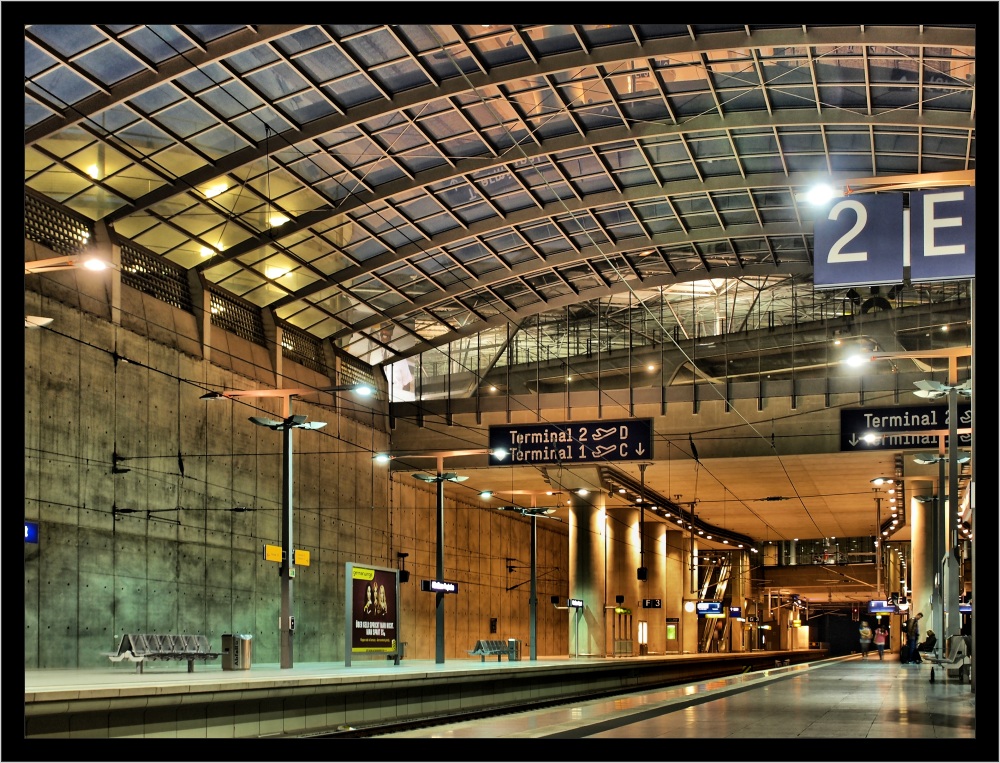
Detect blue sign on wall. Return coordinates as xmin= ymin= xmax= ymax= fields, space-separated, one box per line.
xmin=488 ymin=419 xmax=653 ymax=465
xmin=25 ymin=521 xmax=39 ymax=543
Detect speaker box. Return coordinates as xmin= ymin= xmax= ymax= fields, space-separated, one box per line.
xmin=398 ymin=570 xmax=410 ymax=583
xmin=637 ymin=566 xmax=648 ymax=581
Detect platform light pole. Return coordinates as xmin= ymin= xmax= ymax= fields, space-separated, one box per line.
xmin=495 ymin=498 xmax=560 ymax=661
xmin=202 ymin=383 xmax=373 ymax=668
xmin=871 ymin=348 xmax=971 ymax=640
xmin=24 ymin=254 xmax=114 ymax=327
xmin=375 ymin=448 xmax=507 ymax=664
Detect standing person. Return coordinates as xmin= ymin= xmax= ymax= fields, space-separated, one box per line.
xmin=858 ymin=620 xmax=873 ymax=660
xmin=873 ymin=625 xmax=887 ymax=661
xmin=904 ymin=612 xmax=924 ymax=664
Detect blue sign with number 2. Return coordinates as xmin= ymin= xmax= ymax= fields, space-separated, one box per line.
xmin=813 ymin=194 xmax=904 ymax=288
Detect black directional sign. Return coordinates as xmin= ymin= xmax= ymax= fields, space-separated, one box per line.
xmin=488 ymin=419 xmax=653 ymax=465
xmin=840 ymin=404 xmax=971 ymax=451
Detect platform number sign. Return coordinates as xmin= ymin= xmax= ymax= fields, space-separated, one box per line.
xmin=814 ymin=188 xmax=975 ymax=288
xmin=814 ymin=194 xmax=903 ymax=287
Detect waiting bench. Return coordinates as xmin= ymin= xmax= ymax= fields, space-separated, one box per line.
xmin=103 ymin=634 xmax=220 ymax=673
xmin=467 ymin=639 xmax=511 ymax=662
xmin=926 ymin=635 xmax=971 ymax=684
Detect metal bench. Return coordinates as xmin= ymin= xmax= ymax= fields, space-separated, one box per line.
xmin=467 ymin=639 xmax=511 ymax=662
xmin=926 ymin=635 xmax=971 ymax=684
xmin=103 ymin=633 xmax=220 ymax=673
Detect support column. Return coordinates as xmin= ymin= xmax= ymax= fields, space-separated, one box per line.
xmin=642 ymin=521 xmax=667 ymax=653
xmin=568 ymin=489 xmax=605 ymax=657
xmin=681 ymin=534 xmax=699 ymax=654
xmin=664 ymin=529 xmax=686 ymax=654
xmin=555 ymin=467 xmax=606 ymax=658
xmin=909 ymin=489 xmax=936 ymax=638
xmin=604 ymin=503 xmax=638 ymax=656
xmin=728 ymin=550 xmax=750 ymax=652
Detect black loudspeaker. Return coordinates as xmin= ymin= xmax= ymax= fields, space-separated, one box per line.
xmin=637 ymin=567 xmax=648 ymax=581
xmin=398 ymin=570 xmax=410 ymax=583
xmin=615 ymin=595 xmax=625 ymax=604
xmin=551 ymin=595 xmax=560 ymax=605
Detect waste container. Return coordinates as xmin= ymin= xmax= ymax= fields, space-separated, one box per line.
xmin=508 ymin=638 xmax=522 ymax=661
xmin=221 ymin=634 xmax=253 ymax=670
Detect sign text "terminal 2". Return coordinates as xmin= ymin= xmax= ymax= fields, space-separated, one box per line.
xmin=488 ymin=419 xmax=653 ymax=465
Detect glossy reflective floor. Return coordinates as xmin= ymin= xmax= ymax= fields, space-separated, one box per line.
xmin=379 ymin=655 xmax=976 ymax=742
xmin=21 ymin=653 xmax=984 ymax=761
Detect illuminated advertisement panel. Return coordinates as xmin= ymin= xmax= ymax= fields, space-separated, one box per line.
xmin=345 ymin=563 xmax=399 ymax=665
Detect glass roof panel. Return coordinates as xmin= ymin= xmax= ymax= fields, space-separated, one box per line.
xmin=117 ymin=25 xmax=199 ymax=63
xmin=28 ymin=25 xmax=106 ymax=57
xmin=74 ymin=43 xmax=147 ymax=86
xmin=28 ymin=65 xmax=100 ymax=109
xmin=22 ymin=23 xmax=976 ymax=381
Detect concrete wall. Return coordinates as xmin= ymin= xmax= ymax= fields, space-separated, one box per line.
xmin=24 ymin=289 xmax=568 ymax=667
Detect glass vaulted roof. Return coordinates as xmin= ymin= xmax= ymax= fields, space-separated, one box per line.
xmin=24 ymin=22 xmax=976 ymax=380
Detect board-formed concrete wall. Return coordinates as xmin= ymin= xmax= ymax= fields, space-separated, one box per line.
xmin=24 ymin=287 xmax=568 ymax=667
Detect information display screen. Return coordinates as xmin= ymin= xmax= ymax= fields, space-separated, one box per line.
xmin=696 ymin=601 xmax=723 ymax=617
xmin=867 ymin=600 xmax=897 ymax=614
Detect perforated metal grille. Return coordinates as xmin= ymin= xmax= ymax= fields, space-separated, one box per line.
xmin=209 ymin=288 xmax=265 ymax=346
xmin=120 ymin=243 xmax=193 ymax=312
xmin=24 ymin=192 xmax=92 ymax=256
xmin=280 ymin=323 xmax=325 ymax=374
xmin=337 ymin=350 xmax=378 ymax=392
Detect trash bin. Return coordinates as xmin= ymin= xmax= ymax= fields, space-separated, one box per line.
xmin=508 ymin=638 xmax=522 ymax=661
xmin=221 ymin=634 xmax=253 ymax=670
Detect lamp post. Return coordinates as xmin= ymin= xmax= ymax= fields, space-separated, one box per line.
xmin=869 ymin=486 xmax=886 ymax=599
xmin=376 ymin=448 xmax=508 ymax=664
xmin=202 ymin=383 xmax=372 ymax=669
xmin=911 ymin=448 xmax=970 ymax=644
xmin=24 ymin=254 xmax=112 ymax=274
xmin=871 ymin=348 xmax=972 ymax=642
xmin=25 ymin=254 xmax=114 ymax=327
xmin=638 ymin=463 xmax=649 ymax=581
xmin=496 ymin=502 xmax=558 ymax=661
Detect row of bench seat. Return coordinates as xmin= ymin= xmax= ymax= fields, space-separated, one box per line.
xmin=103 ymin=633 xmax=220 ymax=673
xmin=925 ymin=635 xmax=971 ymax=684
xmin=467 ymin=639 xmax=513 ymax=662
